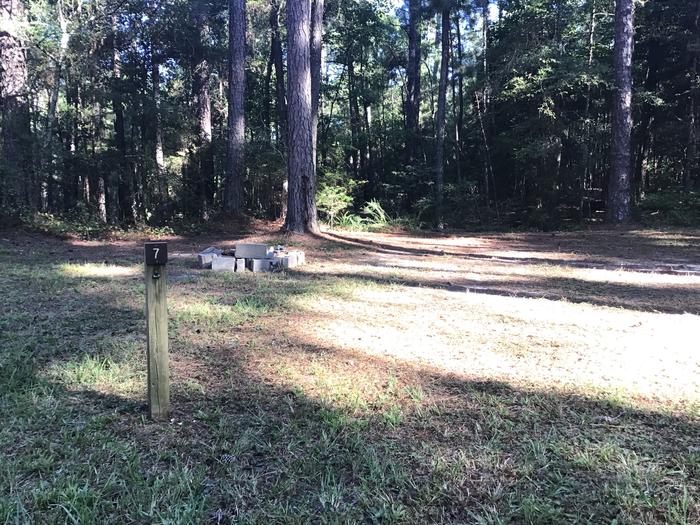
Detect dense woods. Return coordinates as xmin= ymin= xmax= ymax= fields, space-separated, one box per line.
xmin=0 ymin=0 xmax=698 ymax=231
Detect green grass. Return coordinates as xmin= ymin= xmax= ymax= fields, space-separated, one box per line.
xmin=0 ymin=239 xmax=698 ymax=524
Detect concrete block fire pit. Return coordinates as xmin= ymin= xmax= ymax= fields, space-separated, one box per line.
xmin=200 ymin=244 xmax=305 ymax=274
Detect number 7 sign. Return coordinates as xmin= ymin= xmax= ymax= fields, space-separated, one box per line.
xmin=145 ymin=242 xmax=168 ymax=266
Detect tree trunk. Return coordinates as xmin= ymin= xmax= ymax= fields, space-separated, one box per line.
xmin=686 ymin=1 xmax=700 ymax=189
xmin=263 ymin=45 xmax=273 ymax=142
xmin=0 ymin=0 xmax=31 ymax=211
xmin=479 ymin=0 xmax=496 ymax=213
xmin=607 ymin=0 xmax=634 ymax=223
xmin=481 ymin=0 xmax=489 ymax=108
xmin=348 ymin=56 xmax=362 ymax=180
xmin=44 ymin=0 xmax=70 ymax=212
xmin=454 ymin=13 xmax=464 ymax=183
xmin=270 ymin=0 xmax=287 ymax=151
xmin=285 ymin=0 xmax=319 ymax=233
xmin=434 ymin=8 xmax=449 ymax=228
xmin=151 ymin=55 xmax=166 ymax=202
xmin=310 ymin=0 xmax=323 ymax=181
xmin=112 ymin=32 xmax=135 ymax=224
xmin=582 ymin=0 xmax=596 ymax=198
xmin=406 ymin=0 xmax=421 ymax=158
xmin=633 ymin=27 xmax=660 ymax=200
xmin=193 ymin=1 xmax=213 ymax=217
xmin=225 ymin=0 xmax=246 ymax=215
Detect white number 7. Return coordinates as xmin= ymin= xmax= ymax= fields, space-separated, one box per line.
xmin=153 ymin=248 xmax=160 ymax=259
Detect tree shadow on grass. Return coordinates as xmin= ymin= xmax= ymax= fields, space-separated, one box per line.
xmin=4 ymin=329 xmax=698 ymax=523
xmin=297 ymin=266 xmax=700 ymax=315
xmin=317 ymin=230 xmax=700 ymax=275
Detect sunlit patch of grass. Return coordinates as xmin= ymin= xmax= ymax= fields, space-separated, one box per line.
xmin=48 ymin=353 xmax=142 ymax=394
xmin=174 ymin=297 xmax=269 ymax=329
xmin=59 ymin=262 xmax=139 ymax=278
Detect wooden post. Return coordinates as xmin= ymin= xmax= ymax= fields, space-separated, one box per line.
xmin=145 ymin=242 xmax=169 ymax=420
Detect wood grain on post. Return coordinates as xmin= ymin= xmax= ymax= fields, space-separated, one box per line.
xmin=145 ymin=262 xmax=170 ymax=420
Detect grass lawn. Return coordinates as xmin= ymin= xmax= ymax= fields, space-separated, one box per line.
xmin=1 ymin=225 xmax=699 ymax=523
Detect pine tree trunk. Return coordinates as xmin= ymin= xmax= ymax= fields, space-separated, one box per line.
xmin=0 ymin=0 xmax=31 ymax=211
xmin=479 ymin=0 xmax=496 ymax=213
xmin=285 ymin=0 xmax=319 ymax=233
xmin=112 ymin=34 xmax=135 ymax=224
xmin=43 ymin=1 xmax=70 ymax=212
xmin=434 ymin=8 xmax=449 ymax=228
xmin=686 ymin=1 xmax=700 ymax=189
xmin=581 ymin=0 xmax=596 ymax=201
xmin=225 ymin=0 xmax=246 ymax=215
xmin=607 ymin=0 xmax=634 ymax=223
xmin=310 ymin=0 xmax=323 ymax=180
xmin=406 ymin=0 xmax=421 ymax=158
xmin=151 ymin=56 xmax=166 ymax=202
xmin=348 ymin=57 xmax=361 ymax=179
xmin=455 ymin=14 xmax=465 ymax=183
xmin=270 ymin=0 xmax=287 ymax=151
xmin=263 ymin=47 xmax=273 ymax=142
xmin=633 ymin=30 xmax=659 ymax=200
xmin=193 ymin=1 xmax=213 ymax=217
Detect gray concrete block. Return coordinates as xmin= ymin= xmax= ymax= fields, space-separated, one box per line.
xmin=269 ymin=250 xmax=306 ymax=270
xmin=234 ymin=258 xmax=246 ymax=273
xmin=235 ymin=243 xmax=274 ymax=259
xmin=212 ymin=256 xmax=237 ymax=272
xmin=271 ymin=252 xmax=298 ymax=269
xmin=288 ymin=250 xmax=305 ymax=266
xmin=246 ymin=258 xmax=273 ymax=273
xmin=198 ymin=246 xmax=223 ymax=268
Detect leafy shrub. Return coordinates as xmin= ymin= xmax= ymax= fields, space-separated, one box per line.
xmin=317 ymin=185 xmax=354 ymax=227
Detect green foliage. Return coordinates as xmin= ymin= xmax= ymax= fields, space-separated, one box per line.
xmin=333 ymin=199 xmax=415 ymax=232
xmin=362 ymin=199 xmax=389 ymax=227
xmin=22 ymin=212 xmax=176 ymax=240
xmin=638 ymin=191 xmax=700 ymax=226
xmin=337 ymin=212 xmax=368 ymax=231
xmin=317 ymin=185 xmax=354 ymax=227
xmin=22 ymin=211 xmax=111 ymax=240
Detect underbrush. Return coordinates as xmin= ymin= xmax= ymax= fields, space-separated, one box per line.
xmin=637 ymin=190 xmax=700 ymax=226
xmin=14 ymin=210 xmax=251 ymax=240
xmin=332 ymin=200 xmax=420 ymax=232
xmin=19 ymin=211 xmax=176 ymax=240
